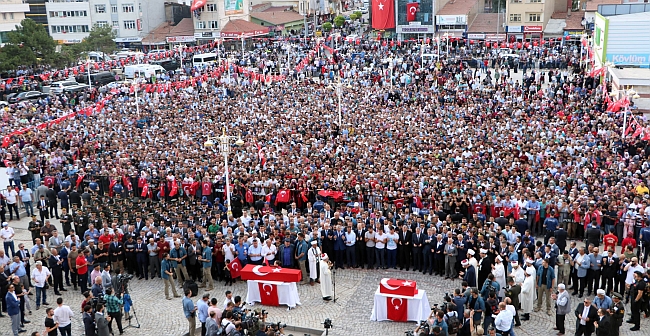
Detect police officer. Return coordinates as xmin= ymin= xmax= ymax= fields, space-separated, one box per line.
xmin=610 ymin=292 xmax=624 ymax=336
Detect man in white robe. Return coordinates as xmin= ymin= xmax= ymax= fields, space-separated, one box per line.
xmin=493 ymin=256 xmax=506 ymax=298
xmin=319 ymin=253 xmax=333 ymax=301
xmin=307 ymin=240 xmax=321 ymax=285
xmin=520 ymin=266 xmax=536 ymax=321
xmin=467 ymin=249 xmax=479 ymax=285
xmin=509 ymin=261 xmax=525 ymax=284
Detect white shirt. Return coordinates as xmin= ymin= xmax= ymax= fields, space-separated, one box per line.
xmin=261 ymin=244 xmax=277 ymax=261
xmin=4 ymin=190 xmax=17 ymax=204
xmin=580 ymin=305 xmax=590 ymax=325
xmin=32 ymin=266 xmax=51 ymax=287
xmin=626 ymin=264 xmax=645 ymax=284
xmin=222 ymin=244 xmax=235 ymax=262
xmin=494 ymin=309 xmax=514 ymax=331
xmin=53 ymin=305 xmax=75 ymax=327
xmin=375 ymin=233 xmax=387 ymax=249
xmin=0 ymin=227 xmax=15 ymax=241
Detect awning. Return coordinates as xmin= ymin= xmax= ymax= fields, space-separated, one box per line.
xmin=220 ymin=19 xmax=269 ymax=38
xmin=544 ymin=19 xmax=566 ymax=36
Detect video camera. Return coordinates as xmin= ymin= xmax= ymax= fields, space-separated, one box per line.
xmin=236 ymin=309 xmax=265 ymax=335
xmin=405 ymin=320 xmax=429 ymax=336
xmin=91 ymin=295 xmax=106 ymax=311
xmin=432 ymin=293 xmax=453 ymax=313
xmin=116 ymin=273 xmax=134 ymax=295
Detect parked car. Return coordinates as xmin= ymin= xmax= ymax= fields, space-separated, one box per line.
xmin=359 ymin=6 xmax=368 ymax=13
xmin=8 ymin=91 xmax=47 ymax=103
xmin=77 ymin=71 xmax=116 ymax=86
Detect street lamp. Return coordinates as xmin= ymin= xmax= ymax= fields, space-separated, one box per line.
xmin=204 ymin=128 xmax=245 ymax=216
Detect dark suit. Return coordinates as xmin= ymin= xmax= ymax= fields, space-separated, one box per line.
xmin=320 ymin=229 xmax=334 ymax=264
xmin=586 ymin=226 xmax=601 ymax=249
xmin=433 ymin=239 xmax=445 ymax=275
xmin=46 ymin=189 xmax=58 ymax=219
xmin=596 ymin=315 xmax=611 ymax=336
xmin=96 ymin=312 xmax=110 ymax=336
xmin=463 ymin=265 xmax=477 ymax=288
xmin=422 ymin=235 xmax=434 ymax=275
xmin=48 ymin=255 xmax=64 ymax=293
xmin=575 ymin=303 xmax=598 ymax=336
xmin=398 ymin=230 xmax=412 ymax=270
xmin=554 ymin=228 xmax=568 ymax=252
xmin=83 ymin=311 xmax=96 ymax=336
xmin=37 ymin=198 xmax=49 ymax=224
xmin=411 ymin=232 xmax=424 ymax=271
xmin=333 ymin=230 xmax=346 ymax=268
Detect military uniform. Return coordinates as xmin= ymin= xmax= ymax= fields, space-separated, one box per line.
xmin=506 ymin=283 xmax=522 ymax=326
xmin=610 ymin=293 xmax=624 ymax=336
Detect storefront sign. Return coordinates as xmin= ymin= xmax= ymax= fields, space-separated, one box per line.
xmin=194 ymin=32 xmax=221 ymax=38
xmin=607 ymin=53 xmax=649 ymax=65
xmin=485 ymin=34 xmax=506 ymax=41
xmin=397 ymin=25 xmax=434 ymax=33
xmin=114 ymin=37 xmax=143 ymax=43
xmin=436 ymin=15 xmax=467 ymax=25
xmin=524 ymin=25 xmax=543 ymax=32
xmin=506 ymin=26 xmax=522 ymax=33
xmin=467 ymin=33 xmax=485 ymax=40
xmin=166 ymin=36 xmax=196 ymax=43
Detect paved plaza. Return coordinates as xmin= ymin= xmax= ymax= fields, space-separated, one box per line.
xmin=1 ymin=215 xmax=649 ymax=336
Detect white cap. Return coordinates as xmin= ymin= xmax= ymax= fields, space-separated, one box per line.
xmin=468 ymin=249 xmax=475 ymax=256
xmin=511 ymin=260 xmax=518 ymax=266
xmin=1 ymin=222 xmax=7 ymax=227
xmin=480 ymin=249 xmax=488 ymax=254
xmin=597 ymin=289 xmax=606 ymax=295
xmin=496 ymin=256 xmax=503 ymax=262
xmin=558 ymin=284 xmax=565 ymax=290
xmin=526 ymin=267 xmax=535 ymax=276
xmin=310 ymin=240 xmax=317 ymax=245
xmin=525 ymin=258 xmax=534 ymax=264
xmin=461 ymin=259 xmax=470 ymax=267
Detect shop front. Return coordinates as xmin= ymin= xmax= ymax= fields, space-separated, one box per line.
xmin=523 ymin=25 xmax=543 ymax=42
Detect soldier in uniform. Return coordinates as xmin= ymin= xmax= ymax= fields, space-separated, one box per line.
xmin=610 ymin=292 xmax=624 ymax=336
xmin=60 ymin=208 xmax=73 ymax=238
xmin=505 ymin=276 xmax=522 ymax=326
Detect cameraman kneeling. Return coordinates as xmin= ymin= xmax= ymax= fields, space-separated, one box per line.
xmin=104 ymin=288 xmax=124 ymax=335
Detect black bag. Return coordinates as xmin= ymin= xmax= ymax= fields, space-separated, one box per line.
xmin=183 ymin=280 xmax=198 ymax=297
xmin=446 ymin=312 xmax=461 ymax=335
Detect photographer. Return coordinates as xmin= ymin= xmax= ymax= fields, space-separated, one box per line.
xmin=221 ymin=310 xmax=236 ymax=335
xmin=104 ymin=288 xmax=124 ymax=335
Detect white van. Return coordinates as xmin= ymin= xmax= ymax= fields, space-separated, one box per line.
xmin=124 ymin=64 xmax=166 ymax=79
xmin=193 ymin=53 xmax=218 ymax=68
xmin=48 ymin=80 xmax=88 ymax=94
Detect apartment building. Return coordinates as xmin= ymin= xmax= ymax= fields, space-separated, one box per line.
xmin=505 ymin=0 xmax=556 ymax=40
xmin=45 ymin=0 xmax=92 ymax=43
xmin=88 ymin=0 xmax=165 ymax=44
xmin=0 ymin=0 xmax=30 ymax=43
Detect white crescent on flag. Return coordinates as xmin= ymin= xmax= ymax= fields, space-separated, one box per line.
xmin=262 ymin=284 xmax=273 ymax=295
xmin=252 ymin=265 xmax=269 ymax=276
xmin=391 ymin=297 xmax=403 ymax=309
xmin=380 ymin=278 xmax=400 ymax=290
xmin=409 ymin=6 xmax=417 ymax=14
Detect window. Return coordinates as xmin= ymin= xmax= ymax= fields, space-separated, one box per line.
xmin=2 ymin=13 xmax=6 ymax=20
xmin=123 ymin=20 xmax=136 ymax=29
xmin=206 ymin=4 xmax=217 ymax=11
xmin=9 ymin=13 xmax=13 ymax=20
xmin=528 ymin=13 xmax=541 ymax=22
xmin=208 ymin=20 xmax=218 ymax=29
xmin=138 ymin=3 xmax=142 ymax=12
xmin=112 ymin=20 xmax=119 ymax=27
xmin=51 ymin=25 xmax=90 ymax=33
xmin=509 ymin=14 xmax=521 ymax=22
xmin=122 ymin=4 xmax=134 ymax=12
xmin=95 ymin=4 xmax=106 ymax=13
xmin=111 ymin=5 xmax=118 ymax=12
xmin=195 ymin=21 xmax=206 ymax=29
xmin=49 ymin=11 xmax=88 ymax=17
xmin=96 ymin=21 xmax=108 ymax=27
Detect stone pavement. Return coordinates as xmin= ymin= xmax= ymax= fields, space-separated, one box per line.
xmin=1 ymin=214 xmax=649 ymax=336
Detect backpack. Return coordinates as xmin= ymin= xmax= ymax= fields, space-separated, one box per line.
xmin=446 ymin=312 xmax=461 ymax=335
xmin=220 ymin=322 xmax=233 ymax=336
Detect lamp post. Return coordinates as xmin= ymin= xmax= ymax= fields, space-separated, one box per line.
xmin=204 ymin=128 xmax=245 ymax=216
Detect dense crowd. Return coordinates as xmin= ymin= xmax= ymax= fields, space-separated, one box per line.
xmin=0 ymin=36 xmax=649 ymax=336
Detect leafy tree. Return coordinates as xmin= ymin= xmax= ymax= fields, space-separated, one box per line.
xmin=4 ymin=18 xmax=57 ymax=67
xmin=349 ymin=13 xmax=359 ymax=20
xmin=322 ymin=22 xmax=333 ymax=32
xmin=78 ymin=25 xmax=117 ymax=56
xmin=353 ymin=11 xmax=362 ymax=19
xmin=334 ymin=15 xmax=346 ymax=28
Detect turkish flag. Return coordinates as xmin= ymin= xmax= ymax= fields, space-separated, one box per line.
xmin=108 ymin=179 xmax=117 ymax=197
xmin=413 ymin=196 xmax=423 ymax=209
xmin=229 ymin=259 xmax=242 ymax=278
xmin=406 ymin=3 xmax=418 ymax=22
xmin=169 ymin=181 xmax=178 ymax=197
xmin=44 ymin=176 xmax=55 ymax=187
xmin=393 ymin=198 xmax=405 ymax=209
xmin=138 ymin=177 xmax=147 ymax=188
xmin=371 ymin=0 xmax=395 ymax=29
xmin=182 ymin=182 xmax=192 ymax=196
xmin=1 ymin=136 xmax=10 ymax=148
xmin=202 ymin=181 xmax=212 ymax=196
xmin=141 ymin=184 xmax=149 ymax=198
xmin=245 ymin=189 xmax=254 ymax=203
xmin=386 ymin=297 xmax=408 ymax=321
xmin=190 ymin=181 xmax=199 ymax=195
xmin=275 ymin=189 xmax=291 ymax=205
xmin=122 ymin=175 xmax=132 ymax=191
xmin=75 ymin=174 xmax=84 ymax=189
xmin=258 ymin=282 xmax=280 ymax=306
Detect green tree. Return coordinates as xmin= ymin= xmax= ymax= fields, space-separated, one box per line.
xmin=349 ymin=13 xmax=359 ymax=20
xmin=78 ymin=25 xmax=117 ymax=56
xmin=353 ymin=11 xmax=362 ymax=19
xmin=4 ymin=18 xmax=57 ymax=67
xmin=334 ymin=15 xmax=346 ymax=28
xmin=322 ymin=22 xmax=333 ymax=32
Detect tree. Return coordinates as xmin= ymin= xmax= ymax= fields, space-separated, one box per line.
xmin=322 ymin=22 xmax=333 ymax=32
xmin=353 ymin=11 xmax=362 ymax=19
xmin=334 ymin=15 xmax=346 ymax=28
xmin=4 ymin=18 xmax=57 ymax=67
xmin=78 ymin=25 xmax=117 ymax=56
xmin=349 ymin=13 xmax=359 ymax=20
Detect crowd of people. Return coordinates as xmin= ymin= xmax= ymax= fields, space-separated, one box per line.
xmin=0 ymin=35 xmax=648 ymax=336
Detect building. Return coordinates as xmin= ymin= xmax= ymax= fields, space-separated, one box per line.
xmin=466 ymin=13 xmax=506 ymax=42
xmin=250 ymin=8 xmax=304 ymax=36
xmin=45 ymin=0 xmax=92 ymax=44
xmin=88 ymin=0 xmax=166 ymax=47
xmin=191 ymin=0 xmax=251 ymax=41
xmin=505 ymin=0 xmax=570 ymax=41
xmin=142 ymin=17 xmax=194 ymax=49
xmin=593 ymin=11 xmax=650 ymax=68
xmin=0 ymin=0 xmax=30 ymax=43
xmin=435 ymin=0 xmax=480 ymax=39
xmin=24 ymin=0 xmax=48 ymax=31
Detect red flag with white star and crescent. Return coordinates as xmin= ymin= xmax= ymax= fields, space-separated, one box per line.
xmin=386 ymin=297 xmax=408 ymax=321
xmin=258 ymin=282 xmax=280 ymax=306
xmin=372 ymin=0 xmax=395 ymax=29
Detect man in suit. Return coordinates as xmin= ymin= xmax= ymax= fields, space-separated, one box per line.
xmin=576 ymin=248 xmax=591 ymax=297
xmin=82 ymin=305 xmax=96 ymax=336
xmin=575 ymin=297 xmax=598 ymax=336
xmin=95 ymin=303 xmax=112 ymax=336
xmin=320 ymin=224 xmax=334 ymax=265
xmin=6 ymin=281 xmax=25 ymax=335
xmin=411 ymin=227 xmax=424 ymax=272
xmin=444 ymin=237 xmax=458 ymax=279
xmin=135 ymin=237 xmax=149 ymax=280
xmin=333 ymin=225 xmax=346 ymax=269
xmin=46 ymin=187 xmax=58 ymax=220
xmin=35 ymin=182 xmax=49 ymax=202
xmin=554 ymin=226 xmax=568 ymax=253
xmin=422 ymin=228 xmax=434 ymax=275
xmin=433 ymin=234 xmax=445 ymax=276
xmin=594 ymin=308 xmax=611 ymax=336
xmin=398 ymin=224 xmax=411 ymax=271
xmin=38 ymin=195 xmax=49 ymax=224
xmin=585 ymin=222 xmax=601 ymax=250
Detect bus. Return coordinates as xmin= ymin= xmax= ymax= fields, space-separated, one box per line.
xmin=192 ymin=53 xmax=218 ymax=68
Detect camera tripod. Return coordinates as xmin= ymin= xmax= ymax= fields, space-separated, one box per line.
xmin=123 ymin=301 xmax=141 ymax=330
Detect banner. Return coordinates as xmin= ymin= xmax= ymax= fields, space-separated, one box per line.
xmin=224 ymin=0 xmax=244 ymax=15
xmin=371 ymin=0 xmax=395 ymax=29
xmin=406 ymin=3 xmax=418 ymax=22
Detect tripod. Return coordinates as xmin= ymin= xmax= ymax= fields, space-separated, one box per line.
xmin=331 ymin=268 xmax=338 ymax=304
xmin=119 ymin=282 xmax=140 ymax=330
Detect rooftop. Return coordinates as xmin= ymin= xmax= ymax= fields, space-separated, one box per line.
xmin=467 ymin=13 xmax=501 ymax=33
xmin=221 ymin=19 xmax=269 ymax=38
xmin=250 ymin=11 xmax=305 ymax=25
xmin=437 ymin=0 xmax=478 ymax=15
xmin=585 ymin=0 xmax=621 ymax=12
